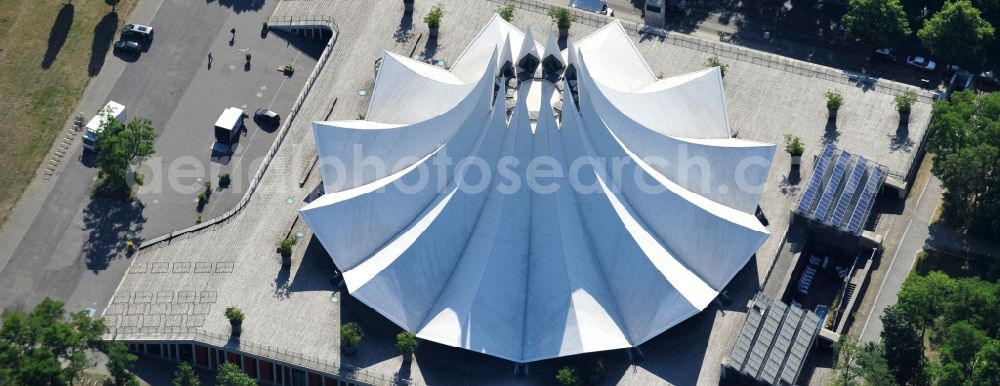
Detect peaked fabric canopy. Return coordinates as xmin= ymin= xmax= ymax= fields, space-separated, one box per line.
xmin=301 ymin=16 xmax=775 ymax=363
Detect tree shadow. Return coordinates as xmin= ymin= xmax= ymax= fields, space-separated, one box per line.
xmin=888 ymin=121 xmax=915 ymax=152
xmin=81 ymin=196 xmax=146 ymax=272
xmin=822 ymin=118 xmax=839 ymax=145
xmin=779 ymin=166 xmax=802 ymax=195
xmin=206 ymin=0 xmax=265 ymax=13
xmin=42 ymin=4 xmax=74 ymax=69
xmin=394 ymin=13 xmax=414 ymax=43
xmin=89 ymin=11 xmax=118 ymax=77
xmin=420 ymin=38 xmax=439 ymax=60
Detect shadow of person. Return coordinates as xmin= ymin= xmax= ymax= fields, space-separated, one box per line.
xmin=229 ymin=37 xmax=235 ymax=46
xmin=244 ymin=61 xmax=251 ymax=71
xmin=42 ymin=4 xmax=74 ymax=69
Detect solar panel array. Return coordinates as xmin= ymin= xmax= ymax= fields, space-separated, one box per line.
xmin=831 ymin=157 xmax=867 ymax=228
xmin=848 ymin=166 xmax=885 ymax=234
xmin=814 ymin=151 xmax=851 ymax=222
xmin=722 ymin=293 xmax=823 ymax=386
xmin=797 ymin=144 xmax=835 ymax=214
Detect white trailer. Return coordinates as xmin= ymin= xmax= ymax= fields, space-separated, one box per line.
xmin=82 ymin=101 xmax=126 ymax=151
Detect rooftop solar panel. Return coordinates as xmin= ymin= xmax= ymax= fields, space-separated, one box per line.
xmin=814 ymin=151 xmax=851 ymax=221
xmin=797 ymin=144 xmax=835 ymax=214
xmin=848 ymin=167 xmax=884 ymax=233
xmin=831 ymin=157 xmax=867 ymax=227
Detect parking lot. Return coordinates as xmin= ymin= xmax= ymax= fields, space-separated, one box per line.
xmin=104 ymin=2 xmax=324 ymax=238
xmin=0 ymin=0 xmax=322 ymax=315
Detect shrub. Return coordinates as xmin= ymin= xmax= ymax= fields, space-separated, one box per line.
xmin=424 ymin=5 xmax=444 ymax=28
xmin=197 ymin=191 xmax=207 ymax=207
xmin=825 ymin=90 xmax=844 ymax=111
xmin=783 ymin=134 xmax=804 ymax=156
xmin=705 ymin=55 xmax=728 ymax=78
xmin=196 ymin=214 xmax=203 ymax=224
xmin=245 ymin=52 xmax=252 ymax=62
xmin=262 ymin=21 xmax=268 ymax=30
xmin=341 ymin=322 xmax=364 ymax=348
xmin=396 ymin=331 xmax=417 ymax=354
xmin=219 ymin=173 xmax=231 ymax=188
xmin=895 ymin=90 xmax=917 ymax=115
xmin=224 ymin=306 xmax=245 ymax=323
xmin=556 ymin=366 xmax=578 ymax=386
xmin=498 ymin=4 xmax=516 ymax=22
xmin=204 ymin=181 xmax=212 ymax=197
xmin=549 ymin=7 xmax=576 ymax=30
xmin=277 ymin=237 xmax=297 ymax=256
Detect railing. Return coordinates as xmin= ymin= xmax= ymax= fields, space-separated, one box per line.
xmin=109 ymin=327 xmax=415 ymax=386
xmin=267 ymin=15 xmax=339 ymax=32
xmin=490 ymin=0 xmax=932 ymax=103
xmin=139 ymin=18 xmax=340 ymax=251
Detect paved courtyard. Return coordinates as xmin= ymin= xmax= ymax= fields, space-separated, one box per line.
xmin=103 ymin=0 xmax=933 ymax=385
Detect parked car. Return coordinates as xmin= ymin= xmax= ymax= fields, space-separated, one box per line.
xmin=254 ymin=108 xmax=280 ymax=126
xmin=905 ymin=55 xmax=937 ymax=72
xmin=113 ymin=40 xmax=141 ymax=55
xmin=873 ymin=48 xmax=897 ymax=62
xmin=121 ymin=24 xmax=154 ymax=41
xmin=979 ymin=71 xmax=1000 ymax=86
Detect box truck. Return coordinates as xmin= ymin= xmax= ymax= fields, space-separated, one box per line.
xmin=82 ymin=101 xmax=126 ymax=151
xmin=214 ymin=107 xmax=245 ymax=145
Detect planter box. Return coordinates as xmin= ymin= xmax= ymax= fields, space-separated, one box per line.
xmin=230 ymin=320 xmax=242 ymax=337
xmin=342 ymin=345 xmax=357 ymax=356
xmin=790 ymin=155 xmax=802 ymax=166
xmin=559 ymin=27 xmax=569 ymax=39
xmin=828 ymin=108 xmax=838 ymax=120
xmin=428 ymin=26 xmax=439 ymax=39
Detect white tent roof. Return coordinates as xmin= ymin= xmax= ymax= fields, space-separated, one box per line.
xmin=301 ymin=18 xmax=773 ymax=363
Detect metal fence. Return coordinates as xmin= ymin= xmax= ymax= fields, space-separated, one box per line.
xmin=490 ymin=0 xmax=931 ymax=103
xmin=139 ymin=18 xmax=340 ymax=251
xmin=109 ymin=327 xmax=415 ymax=386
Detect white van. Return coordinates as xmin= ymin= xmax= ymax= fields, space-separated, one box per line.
xmin=82 ymin=101 xmax=126 ymax=151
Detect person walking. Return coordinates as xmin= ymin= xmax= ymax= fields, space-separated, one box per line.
xmin=208 ymin=51 xmax=213 ymax=63
xmin=231 ymin=27 xmax=236 ymax=37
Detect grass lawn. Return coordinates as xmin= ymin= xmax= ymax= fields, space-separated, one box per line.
xmin=0 ymin=0 xmax=135 ymax=226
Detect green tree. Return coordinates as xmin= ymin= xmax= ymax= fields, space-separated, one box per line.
xmin=95 ymin=116 xmax=157 ymax=194
xmin=843 ymin=0 xmax=913 ymax=48
xmin=897 ymin=271 xmax=958 ymax=331
xmin=832 ymin=337 xmax=895 ymax=386
xmin=946 ymin=278 xmax=998 ymax=333
xmin=880 ymin=305 xmax=926 ymax=385
xmin=971 ymin=340 xmax=1000 ymax=386
xmin=942 ymin=321 xmax=988 ymax=373
xmin=925 ymin=91 xmax=1000 ymax=239
xmin=935 ymin=361 xmax=967 ymax=386
xmin=106 ymin=341 xmax=138 ymax=386
xmin=172 ymin=362 xmax=201 ymax=386
xmin=555 ymin=366 xmax=578 ymax=386
xmin=0 ymin=298 xmax=107 ymax=385
xmin=396 ymin=331 xmax=417 ymax=355
xmin=917 ymin=0 xmax=996 ymax=69
xmin=216 ymin=362 xmax=256 ymax=386
xmin=498 ymin=4 xmax=515 ymax=22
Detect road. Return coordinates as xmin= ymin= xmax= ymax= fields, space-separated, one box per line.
xmin=553 ymin=0 xmax=954 ymax=90
xmin=857 ymin=173 xmax=942 ymax=343
xmin=0 ymin=0 xmax=319 ymax=315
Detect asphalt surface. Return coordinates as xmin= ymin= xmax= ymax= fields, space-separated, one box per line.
xmin=0 ymin=0 xmax=320 ymax=314
xmin=857 ymin=174 xmax=942 ymax=343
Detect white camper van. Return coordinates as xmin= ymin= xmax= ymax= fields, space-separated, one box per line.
xmin=82 ymin=101 xmax=126 ymax=151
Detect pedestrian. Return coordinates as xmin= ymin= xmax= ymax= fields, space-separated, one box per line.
xmin=231 ymin=27 xmax=236 ymax=36
xmin=208 ymin=51 xmax=213 ymax=63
